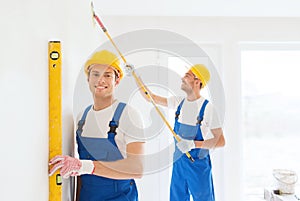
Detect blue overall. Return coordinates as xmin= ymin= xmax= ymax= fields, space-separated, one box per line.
xmin=76 ymin=103 xmax=138 ymax=201
xmin=170 ymin=99 xmax=215 ymax=201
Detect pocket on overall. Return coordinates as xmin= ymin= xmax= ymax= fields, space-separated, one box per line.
xmin=177 ymin=124 xmax=198 ymax=140
xmin=79 ymin=149 xmax=109 ymax=161
xmin=173 ymin=124 xmax=198 ymax=160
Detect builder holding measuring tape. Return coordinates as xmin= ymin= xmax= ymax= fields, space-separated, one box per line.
xmin=49 ymin=50 xmax=145 ymax=201
xmin=135 ymin=63 xmax=226 ymax=201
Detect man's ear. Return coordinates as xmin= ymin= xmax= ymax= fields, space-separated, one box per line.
xmin=87 ymin=70 xmax=90 ymax=82
xmin=194 ymin=79 xmax=201 ymax=88
xmin=115 ymin=77 xmax=121 ymax=86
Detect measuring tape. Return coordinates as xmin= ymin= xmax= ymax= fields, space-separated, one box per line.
xmin=48 ymin=41 xmax=62 ymax=201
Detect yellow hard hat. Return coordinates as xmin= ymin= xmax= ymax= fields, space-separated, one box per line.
xmin=84 ymin=50 xmax=123 ymax=79
xmin=190 ymin=64 xmax=210 ymax=88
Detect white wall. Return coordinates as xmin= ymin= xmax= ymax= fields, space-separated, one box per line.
xmin=0 ymin=1 xmax=97 ymax=200
xmin=1 ymin=0 xmax=300 ymax=201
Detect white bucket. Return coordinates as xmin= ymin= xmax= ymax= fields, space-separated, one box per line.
xmin=273 ymin=169 xmax=298 ymax=194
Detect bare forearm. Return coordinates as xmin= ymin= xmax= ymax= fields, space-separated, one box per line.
xmin=194 ymin=137 xmax=225 ymax=149
xmin=150 ymin=93 xmax=168 ymax=107
xmin=138 ymin=84 xmax=167 ymax=107
xmin=194 ymin=129 xmax=225 ymax=149
xmin=92 ymin=156 xmax=144 ymax=180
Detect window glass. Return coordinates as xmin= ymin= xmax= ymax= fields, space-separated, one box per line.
xmin=241 ymin=50 xmax=300 ymax=200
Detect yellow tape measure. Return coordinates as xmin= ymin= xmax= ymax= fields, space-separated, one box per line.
xmin=48 ymin=41 xmax=62 ymax=201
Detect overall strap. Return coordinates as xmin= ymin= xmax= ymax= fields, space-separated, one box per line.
xmin=197 ymin=99 xmax=209 ymax=125
xmin=175 ymin=99 xmax=185 ymax=120
xmin=111 ymin=102 xmax=126 ymax=124
xmin=107 ymin=102 xmax=126 ymax=146
xmin=77 ymin=105 xmax=93 ymax=135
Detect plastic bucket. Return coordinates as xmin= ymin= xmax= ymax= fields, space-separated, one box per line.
xmin=273 ymin=169 xmax=298 ymax=194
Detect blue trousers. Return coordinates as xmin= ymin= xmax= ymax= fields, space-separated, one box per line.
xmin=170 ymin=155 xmax=215 ymax=201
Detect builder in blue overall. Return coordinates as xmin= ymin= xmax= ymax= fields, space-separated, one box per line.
xmin=135 ymin=64 xmax=225 ymax=201
xmin=49 ymin=50 xmax=145 ymax=201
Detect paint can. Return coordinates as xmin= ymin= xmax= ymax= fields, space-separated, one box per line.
xmin=273 ymin=169 xmax=298 ymax=194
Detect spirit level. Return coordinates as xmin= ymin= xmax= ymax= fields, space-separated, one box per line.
xmin=48 ymin=41 xmax=62 ymax=201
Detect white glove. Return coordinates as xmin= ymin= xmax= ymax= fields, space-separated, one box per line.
xmin=176 ymin=137 xmax=195 ymax=153
xmin=49 ymin=155 xmax=95 ymax=179
xmin=124 ymin=63 xmax=134 ymax=76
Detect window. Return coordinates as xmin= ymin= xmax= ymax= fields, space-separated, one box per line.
xmin=241 ymin=50 xmax=300 ymax=200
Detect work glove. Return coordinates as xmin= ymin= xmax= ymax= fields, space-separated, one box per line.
xmin=124 ymin=63 xmax=134 ymax=76
xmin=49 ymin=155 xmax=95 ymax=179
xmin=176 ymin=137 xmax=195 ymax=153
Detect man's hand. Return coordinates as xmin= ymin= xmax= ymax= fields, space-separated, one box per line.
xmin=49 ymin=155 xmax=95 ymax=179
xmin=124 ymin=63 xmax=134 ymax=76
xmin=176 ymin=137 xmax=195 ymax=153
